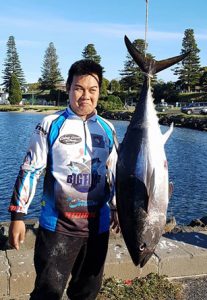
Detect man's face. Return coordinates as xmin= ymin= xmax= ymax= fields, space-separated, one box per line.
xmin=69 ymin=74 xmax=100 ymax=119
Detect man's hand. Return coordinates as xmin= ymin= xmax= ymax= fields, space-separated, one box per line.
xmin=9 ymin=221 xmax=26 ymax=250
xmin=110 ymin=210 xmax=120 ymax=234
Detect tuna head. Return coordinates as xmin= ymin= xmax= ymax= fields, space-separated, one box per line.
xmin=128 ymin=208 xmax=165 ymax=267
xmin=130 ymin=219 xmax=161 ymax=267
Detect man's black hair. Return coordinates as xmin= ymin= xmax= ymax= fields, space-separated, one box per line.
xmin=66 ymin=59 xmax=103 ymax=91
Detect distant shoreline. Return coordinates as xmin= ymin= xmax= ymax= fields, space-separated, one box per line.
xmin=100 ymin=110 xmax=207 ymax=131
xmin=0 ymin=106 xmax=60 ymax=114
xmin=1 ymin=106 xmax=207 ymax=131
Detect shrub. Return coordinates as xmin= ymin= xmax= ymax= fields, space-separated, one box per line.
xmin=8 ymin=73 xmax=22 ymax=104
xmin=98 ymin=95 xmax=124 ymax=111
xmin=97 ymin=273 xmax=183 ymax=300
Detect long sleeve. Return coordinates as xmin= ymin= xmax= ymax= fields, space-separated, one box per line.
xmin=8 ymin=119 xmax=50 ymax=220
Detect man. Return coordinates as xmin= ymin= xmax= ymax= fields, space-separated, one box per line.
xmin=8 ymin=59 xmax=119 ymax=300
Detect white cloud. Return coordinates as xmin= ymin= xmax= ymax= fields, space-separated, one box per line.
xmin=0 ymin=39 xmax=42 ymax=48
xmin=196 ymin=33 xmax=207 ymax=40
xmin=0 ymin=15 xmax=203 ymax=42
xmin=16 ymin=40 xmax=42 ymax=47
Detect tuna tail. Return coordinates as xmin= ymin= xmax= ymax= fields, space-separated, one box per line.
xmin=124 ymin=35 xmax=190 ymax=76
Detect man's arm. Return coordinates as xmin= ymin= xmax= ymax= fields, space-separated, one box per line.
xmin=8 ymin=118 xmax=50 ymax=249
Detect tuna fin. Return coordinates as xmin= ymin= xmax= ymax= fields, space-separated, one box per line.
xmin=163 ymin=122 xmax=174 ymax=144
xmin=169 ymin=181 xmax=174 ymax=199
xmin=147 ymin=169 xmax=156 ymax=213
xmin=124 ymin=35 xmax=190 ymax=75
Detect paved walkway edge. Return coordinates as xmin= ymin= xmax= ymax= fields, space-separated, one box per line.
xmin=0 ymin=229 xmax=207 ymax=299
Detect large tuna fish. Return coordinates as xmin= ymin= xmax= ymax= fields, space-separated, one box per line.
xmin=116 ymin=36 xmax=189 ymax=267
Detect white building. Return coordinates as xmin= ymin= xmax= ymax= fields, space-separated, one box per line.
xmin=0 ymin=92 xmax=10 ymax=104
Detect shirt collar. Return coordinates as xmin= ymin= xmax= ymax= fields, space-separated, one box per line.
xmin=66 ymin=106 xmax=98 ymax=122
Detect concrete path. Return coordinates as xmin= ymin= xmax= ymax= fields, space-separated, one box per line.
xmin=0 ymin=224 xmax=207 ymax=299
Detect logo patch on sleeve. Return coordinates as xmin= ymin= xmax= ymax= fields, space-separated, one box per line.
xmin=35 ymin=123 xmax=47 ymax=135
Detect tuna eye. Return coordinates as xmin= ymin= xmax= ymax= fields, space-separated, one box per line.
xmin=139 ymin=243 xmax=146 ymax=251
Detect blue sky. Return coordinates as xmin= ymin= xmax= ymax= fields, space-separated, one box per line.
xmin=1 ymin=0 xmax=207 ymax=84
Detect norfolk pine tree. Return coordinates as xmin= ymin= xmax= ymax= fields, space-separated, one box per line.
xmin=82 ymin=44 xmax=101 ymax=64
xmin=82 ymin=43 xmax=108 ymax=95
xmin=2 ymin=36 xmax=26 ymax=91
xmin=39 ymin=42 xmax=63 ymax=91
xmin=199 ymin=67 xmax=207 ymax=91
xmin=8 ymin=73 xmax=22 ymax=104
xmin=173 ymin=29 xmax=200 ymax=92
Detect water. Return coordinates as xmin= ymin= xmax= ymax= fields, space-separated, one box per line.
xmin=0 ymin=112 xmax=44 ymax=221
xmin=0 ymin=112 xmax=206 ymax=224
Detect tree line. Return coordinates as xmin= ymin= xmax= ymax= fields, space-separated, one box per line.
xmin=1 ymin=28 xmax=207 ymax=106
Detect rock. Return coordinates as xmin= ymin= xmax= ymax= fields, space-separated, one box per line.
xmin=200 ymin=216 xmax=207 ymax=226
xmin=188 ymin=219 xmax=206 ymax=227
xmin=165 ymin=216 xmax=177 ymax=233
xmin=0 ymin=226 xmax=8 ymax=250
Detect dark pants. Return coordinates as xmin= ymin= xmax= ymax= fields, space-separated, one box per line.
xmin=30 ymin=227 xmax=109 ymax=300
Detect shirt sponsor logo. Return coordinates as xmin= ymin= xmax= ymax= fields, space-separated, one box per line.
xmin=68 ymin=198 xmax=97 ymax=208
xmin=67 ymin=173 xmax=101 ymax=192
xmin=35 ymin=123 xmax=47 ymax=135
xmin=64 ymin=212 xmax=96 ymax=219
xmin=59 ymin=134 xmax=82 ymax=145
xmin=9 ymin=205 xmax=23 ymax=211
xmin=67 ymin=158 xmax=102 ymax=192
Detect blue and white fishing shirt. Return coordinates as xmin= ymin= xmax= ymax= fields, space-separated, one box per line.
xmin=9 ymin=107 xmax=118 ymax=236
